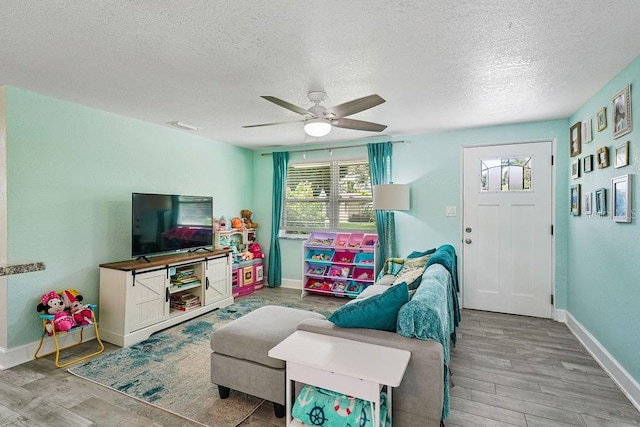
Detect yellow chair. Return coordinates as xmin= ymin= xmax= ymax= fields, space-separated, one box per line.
xmin=34 ymin=304 xmax=105 ymax=368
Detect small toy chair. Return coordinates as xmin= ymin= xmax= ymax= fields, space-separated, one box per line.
xmin=34 ymin=304 xmax=105 ymax=368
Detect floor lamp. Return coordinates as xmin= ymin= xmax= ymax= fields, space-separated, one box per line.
xmin=373 ymin=184 xmax=410 ymax=268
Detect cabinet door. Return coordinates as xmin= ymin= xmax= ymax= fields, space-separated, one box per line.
xmin=128 ymin=269 xmax=169 ymax=332
xmin=204 ymin=255 xmax=231 ymax=305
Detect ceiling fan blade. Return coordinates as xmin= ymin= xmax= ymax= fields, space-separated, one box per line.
xmin=325 ymin=94 xmax=385 ymax=118
xmin=332 ymin=118 xmax=387 ymax=132
xmin=261 ymin=96 xmax=312 ymax=116
xmin=242 ymin=119 xmax=304 ymax=128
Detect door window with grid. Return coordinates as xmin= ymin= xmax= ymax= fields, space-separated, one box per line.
xmin=281 ymin=160 xmax=375 ymax=235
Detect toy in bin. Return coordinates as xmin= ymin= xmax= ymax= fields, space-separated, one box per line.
xmin=307 ymin=279 xmax=331 ymax=291
xmin=346 ymin=282 xmax=363 ymax=296
xmin=329 ymin=266 xmax=350 ymax=278
xmin=332 ymin=282 xmax=347 ymax=294
xmin=310 ymin=252 xmax=331 ymax=261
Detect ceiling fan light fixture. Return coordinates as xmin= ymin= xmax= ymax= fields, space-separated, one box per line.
xmin=304 ymin=118 xmax=332 ymax=137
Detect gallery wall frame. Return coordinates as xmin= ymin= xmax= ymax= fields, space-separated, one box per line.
xmin=570 ymin=184 xmax=581 ymax=216
xmin=571 ymin=159 xmax=580 ymax=179
xmin=614 ymin=141 xmax=629 ymax=168
xmin=595 ymin=188 xmax=607 ymax=216
xmin=570 ymin=122 xmax=582 ymax=157
xmin=583 ymin=154 xmax=593 ymax=173
xmin=584 ymin=191 xmax=592 ymax=215
xmin=597 ymin=146 xmax=610 ymax=169
xmin=597 ymin=107 xmax=607 ymax=131
xmin=582 ymin=119 xmax=592 ymax=143
xmin=612 ymin=84 xmax=632 ymax=139
xmin=612 ymin=174 xmax=632 ymax=222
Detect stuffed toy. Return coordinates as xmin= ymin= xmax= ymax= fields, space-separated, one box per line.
xmin=249 ymin=242 xmax=264 ymax=259
xmin=240 ymin=209 xmax=258 ymax=229
xmin=62 ymin=289 xmax=94 ymax=326
xmin=231 ymin=217 xmax=243 ymax=230
xmin=36 ymin=291 xmax=76 ymax=334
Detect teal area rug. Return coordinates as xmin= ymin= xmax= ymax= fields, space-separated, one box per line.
xmin=68 ymin=290 xmax=338 ymax=426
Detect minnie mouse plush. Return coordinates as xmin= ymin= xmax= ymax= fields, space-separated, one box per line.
xmin=36 ymin=291 xmax=76 ymax=334
xmin=62 ymin=289 xmax=94 ymax=326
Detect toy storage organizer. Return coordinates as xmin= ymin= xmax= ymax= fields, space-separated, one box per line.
xmin=232 ymin=258 xmax=264 ymax=297
xmin=302 ymin=232 xmax=378 ymax=298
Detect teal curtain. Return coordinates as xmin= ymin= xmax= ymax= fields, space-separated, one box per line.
xmin=268 ymin=151 xmax=288 ymax=287
xmin=367 ymin=142 xmax=395 ymax=274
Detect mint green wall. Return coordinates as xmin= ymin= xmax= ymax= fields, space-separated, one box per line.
xmin=5 ymin=87 xmax=253 ymax=348
xmin=567 ymin=55 xmax=640 ymax=382
xmin=253 ymin=119 xmax=569 ymax=309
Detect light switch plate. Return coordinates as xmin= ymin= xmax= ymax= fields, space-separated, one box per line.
xmin=445 ymin=206 xmax=456 ymax=217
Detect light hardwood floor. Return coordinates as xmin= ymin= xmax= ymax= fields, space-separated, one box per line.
xmin=1 ymin=289 xmax=638 ymax=426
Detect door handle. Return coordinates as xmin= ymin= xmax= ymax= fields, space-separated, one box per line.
xmin=465 ymin=238 xmax=472 ymax=244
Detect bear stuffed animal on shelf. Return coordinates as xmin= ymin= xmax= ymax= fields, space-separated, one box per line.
xmin=240 ymin=209 xmax=258 ymax=229
xmin=37 ymin=291 xmax=76 ymax=335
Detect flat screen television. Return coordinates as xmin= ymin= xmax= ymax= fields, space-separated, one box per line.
xmin=132 ymin=193 xmax=213 ymax=258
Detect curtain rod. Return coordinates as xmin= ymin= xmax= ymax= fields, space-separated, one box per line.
xmin=260 ymin=140 xmax=407 ymax=156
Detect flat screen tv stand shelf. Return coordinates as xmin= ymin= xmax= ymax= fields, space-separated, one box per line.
xmin=99 ymin=250 xmax=233 ymax=347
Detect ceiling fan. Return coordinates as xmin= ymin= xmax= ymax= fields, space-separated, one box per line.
xmin=242 ymin=91 xmax=387 ymax=137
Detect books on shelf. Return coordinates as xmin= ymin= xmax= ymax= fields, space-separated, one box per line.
xmin=170 ymin=292 xmax=201 ymax=311
xmin=171 ymin=268 xmax=201 ymax=287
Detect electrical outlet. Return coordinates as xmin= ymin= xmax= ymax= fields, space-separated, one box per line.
xmin=445 ymin=206 xmax=456 ymax=217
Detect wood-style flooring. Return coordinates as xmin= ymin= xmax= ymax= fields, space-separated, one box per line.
xmin=0 ymin=288 xmax=638 ymax=426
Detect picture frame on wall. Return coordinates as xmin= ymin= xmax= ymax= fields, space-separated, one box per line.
xmin=571 ymin=159 xmax=580 ymax=179
xmin=570 ymin=184 xmax=581 ymax=216
xmin=595 ymin=188 xmax=607 ymax=216
xmin=614 ymin=141 xmax=629 ymax=168
xmin=584 ymin=191 xmax=592 ymax=215
xmin=597 ymin=146 xmax=610 ymax=168
xmin=582 ymin=119 xmax=592 ymax=143
xmin=583 ymin=154 xmax=594 ymax=173
xmin=597 ymin=107 xmax=607 ymax=131
xmin=570 ymin=122 xmax=582 ymax=157
xmin=612 ymin=84 xmax=632 ymax=139
xmin=612 ymin=174 xmax=632 ymax=222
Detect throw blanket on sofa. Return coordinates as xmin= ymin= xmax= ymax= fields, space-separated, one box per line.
xmin=396 ymin=263 xmax=452 ymax=420
xmin=424 ymin=244 xmax=461 ymax=343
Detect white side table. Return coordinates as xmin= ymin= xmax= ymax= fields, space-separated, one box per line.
xmin=268 ymin=330 xmax=411 ymax=427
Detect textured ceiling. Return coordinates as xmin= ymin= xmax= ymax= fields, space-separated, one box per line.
xmin=2 ymin=1 xmax=640 ymax=149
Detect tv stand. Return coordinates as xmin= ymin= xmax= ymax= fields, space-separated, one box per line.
xmin=135 ymin=255 xmax=151 ymax=263
xmin=188 ymin=247 xmax=213 ymax=253
xmin=99 ymin=250 xmax=233 ymax=347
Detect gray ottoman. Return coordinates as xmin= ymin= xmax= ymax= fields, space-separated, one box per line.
xmin=210 ymin=305 xmax=326 ymax=417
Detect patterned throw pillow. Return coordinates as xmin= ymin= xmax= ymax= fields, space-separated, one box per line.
xmin=392 ymin=254 xmax=431 ymax=290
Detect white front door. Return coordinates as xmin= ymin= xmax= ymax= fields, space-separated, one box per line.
xmin=462 ymin=141 xmax=554 ymax=318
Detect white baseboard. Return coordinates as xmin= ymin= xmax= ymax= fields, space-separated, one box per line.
xmin=280 ymin=278 xmax=302 ymax=290
xmin=565 ymin=311 xmax=640 ymax=413
xmin=0 ymin=328 xmax=97 ymax=370
xmin=554 ymin=308 xmax=567 ymax=322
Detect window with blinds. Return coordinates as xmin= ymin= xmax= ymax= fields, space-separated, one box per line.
xmin=281 ymin=160 xmax=375 ymax=235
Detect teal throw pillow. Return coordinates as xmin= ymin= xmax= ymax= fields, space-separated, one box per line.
xmin=328 ymin=283 xmax=409 ymax=331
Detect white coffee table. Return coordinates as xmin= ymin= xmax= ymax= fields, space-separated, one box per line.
xmin=268 ymin=330 xmax=411 ymax=427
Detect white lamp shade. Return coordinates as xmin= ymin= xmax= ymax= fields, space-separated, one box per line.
xmin=373 ymin=184 xmax=410 ymax=210
xmin=304 ymin=118 xmax=332 ymax=137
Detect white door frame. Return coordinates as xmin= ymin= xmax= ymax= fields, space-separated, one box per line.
xmin=460 ymin=138 xmax=557 ymax=319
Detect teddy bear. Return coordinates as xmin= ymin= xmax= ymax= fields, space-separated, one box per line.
xmin=240 ymin=209 xmax=258 ymax=229
xmin=62 ymin=289 xmax=94 ymax=326
xmin=249 ymin=242 xmax=264 ymax=259
xmin=36 ymin=291 xmax=76 ymax=335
